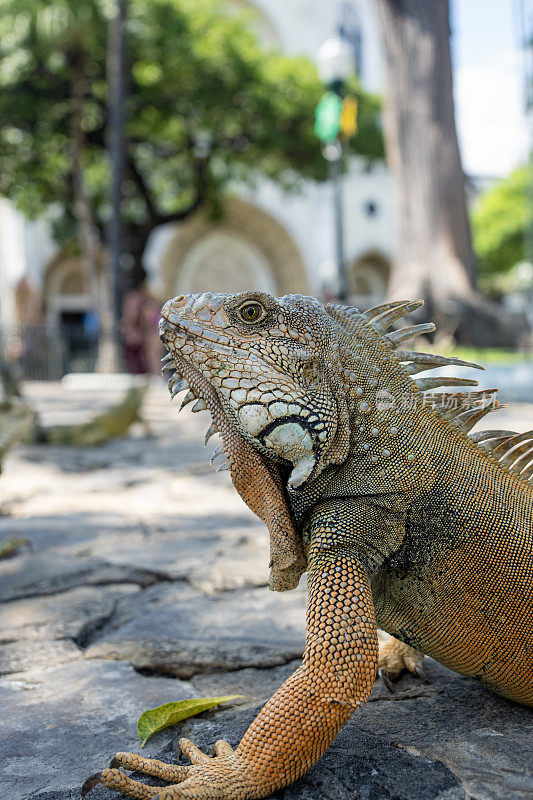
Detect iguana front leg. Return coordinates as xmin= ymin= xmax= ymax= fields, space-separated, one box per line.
xmin=83 ymin=549 xmax=378 ymax=800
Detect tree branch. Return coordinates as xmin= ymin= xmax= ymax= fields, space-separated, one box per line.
xmin=126 ymin=155 xmax=159 ymax=220
xmin=146 ymin=154 xmax=209 ymax=226
xmin=155 ymin=193 xmax=204 ymax=225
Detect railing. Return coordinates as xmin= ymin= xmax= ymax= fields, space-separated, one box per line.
xmin=1 ymin=324 xmax=98 ymax=381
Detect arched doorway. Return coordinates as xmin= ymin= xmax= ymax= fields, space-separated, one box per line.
xmin=348 ymin=250 xmax=391 ymax=309
xmin=160 ymin=198 xmax=308 ymax=299
xmin=44 ymin=253 xmax=96 ymax=324
xmin=43 ymin=252 xmax=100 ymax=373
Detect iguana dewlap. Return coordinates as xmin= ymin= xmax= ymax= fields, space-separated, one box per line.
xmin=84 ymin=291 xmax=533 ymax=800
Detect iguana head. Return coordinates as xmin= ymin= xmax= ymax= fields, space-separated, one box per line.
xmin=160 ymin=291 xmax=354 ymax=490
xmin=160 ymin=291 xmax=485 ymax=492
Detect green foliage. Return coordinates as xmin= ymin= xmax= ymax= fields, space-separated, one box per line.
xmin=471 ymin=164 xmax=533 ymax=275
xmin=0 ymin=0 xmax=382 ymax=270
xmin=137 ymin=695 xmax=242 ymax=747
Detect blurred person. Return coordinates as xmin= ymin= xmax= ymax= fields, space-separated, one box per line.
xmin=121 ymin=283 xmax=162 ymax=374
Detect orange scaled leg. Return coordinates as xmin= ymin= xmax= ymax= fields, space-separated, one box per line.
xmin=82 ymin=550 xmax=378 ymax=800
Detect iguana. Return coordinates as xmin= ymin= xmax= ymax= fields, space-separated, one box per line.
xmin=83 ymin=291 xmax=533 ymax=800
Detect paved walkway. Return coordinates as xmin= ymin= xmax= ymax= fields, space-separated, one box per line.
xmin=1 ymin=381 xmax=532 ymax=800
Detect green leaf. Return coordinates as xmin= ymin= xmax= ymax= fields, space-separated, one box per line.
xmin=0 ymin=536 xmax=30 ymax=559
xmin=471 ymin=162 xmax=533 ymax=275
xmin=137 ymin=695 xmax=242 ymax=748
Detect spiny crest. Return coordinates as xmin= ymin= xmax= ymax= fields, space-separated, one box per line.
xmin=363 ymin=299 xmax=424 ymax=332
xmin=423 ymin=389 xmax=501 ymax=431
xmin=470 ymin=429 xmax=533 ymax=484
xmin=328 ymin=299 xmax=508 ymax=440
xmin=326 ymin=298 xmax=438 ymax=354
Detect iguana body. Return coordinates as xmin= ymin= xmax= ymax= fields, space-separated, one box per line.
xmin=84 ymin=292 xmax=533 ymax=800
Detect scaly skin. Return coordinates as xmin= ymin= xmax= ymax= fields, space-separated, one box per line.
xmin=84 ymin=291 xmax=533 ymax=800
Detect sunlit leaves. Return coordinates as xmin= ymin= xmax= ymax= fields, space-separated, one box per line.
xmin=132 ymin=61 xmax=163 ymax=87
xmin=471 ymin=164 xmax=533 ymax=275
xmin=0 ymin=0 xmax=383 ymax=266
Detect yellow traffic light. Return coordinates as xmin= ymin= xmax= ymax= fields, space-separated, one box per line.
xmin=340 ymin=96 xmax=358 ymax=138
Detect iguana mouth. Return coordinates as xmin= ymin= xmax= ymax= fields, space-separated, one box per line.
xmin=159 ymin=321 xmax=307 ymax=592
xmin=161 ymin=348 xmax=230 ymax=466
xmin=159 ymin=315 xmax=248 ymax=471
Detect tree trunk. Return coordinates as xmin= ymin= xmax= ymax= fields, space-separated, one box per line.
xmin=374 ymin=0 xmax=524 ymax=345
xmin=71 ymin=53 xmax=122 ymax=370
xmin=103 ymin=0 xmax=127 ymax=371
xmin=71 ymin=58 xmax=101 ymax=317
xmin=375 ymin=0 xmax=474 ymax=300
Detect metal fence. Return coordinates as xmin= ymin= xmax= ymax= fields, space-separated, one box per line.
xmin=1 ymin=324 xmax=98 ymax=381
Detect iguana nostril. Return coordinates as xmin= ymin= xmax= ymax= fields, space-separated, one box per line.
xmin=160 ymin=295 xmax=189 ymax=326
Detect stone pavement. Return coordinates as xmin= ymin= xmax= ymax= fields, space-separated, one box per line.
xmin=1 ymin=381 xmax=532 ymax=800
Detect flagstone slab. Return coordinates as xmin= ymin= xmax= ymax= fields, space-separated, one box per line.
xmin=86 ymin=582 xmax=306 ymax=677
xmin=0 ymin=659 xmax=199 ymax=800
xmin=0 ymin=584 xmax=140 ymax=643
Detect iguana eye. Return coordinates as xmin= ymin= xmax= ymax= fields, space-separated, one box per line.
xmin=238 ymin=301 xmax=266 ymax=324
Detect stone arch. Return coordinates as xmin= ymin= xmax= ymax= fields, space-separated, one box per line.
xmin=43 ymin=250 xmax=101 ymax=326
xmin=348 ymin=250 xmax=391 ymax=309
xmin=160 ymin=197 xmax=309 ymax=299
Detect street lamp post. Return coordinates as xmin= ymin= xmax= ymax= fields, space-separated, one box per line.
xmin=317 ymin=36 xmax=354 ymax=303
xmin=324 ymin=140 xmax=347 ymax=301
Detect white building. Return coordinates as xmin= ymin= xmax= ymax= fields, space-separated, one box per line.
xmin=0 ymin=0 xmax=396 ymax=350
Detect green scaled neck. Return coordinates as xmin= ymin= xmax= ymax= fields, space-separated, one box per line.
xmin=288 ymin=299 xmax=491 ymax=517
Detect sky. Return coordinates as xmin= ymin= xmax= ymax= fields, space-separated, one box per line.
xmin=451 ymin=0 xmax=531 ymax=177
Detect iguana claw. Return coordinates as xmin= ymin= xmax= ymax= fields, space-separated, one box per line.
xmin=82 ymin=741 xmax=247 ymax=800
xmin=413 ymin=664 xmax=429 ymax=683
xmin=378 ymin=662 xmax=428 ymax=690
xmin=378 ymin=668 xmax=395 ymax=692
xmin=81 ymin=772 xmax=102 ymax=798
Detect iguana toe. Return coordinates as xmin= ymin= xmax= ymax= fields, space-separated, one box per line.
xmin=109 ymin=752 xmax=189 ymax=781
xmin=82 ymin=741 xmax=250 ymax=800
xmin=377 ymin=667 xmax=395 ymax=692
xmin=412 ymin=664 xmax=429 ymax=683
xmin=213 ymin=740 xmax=234 ymax=758
xmin=82 ymin=767 xmax=162 ymax=798
xmin=82 ymin=753 xmax=193 ymax=799
xmin=378 ymin=636 xmax=426 ymax=684
xmin=179 ymin=737 xmax=212 ymax=765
